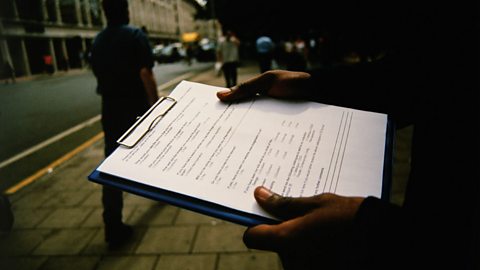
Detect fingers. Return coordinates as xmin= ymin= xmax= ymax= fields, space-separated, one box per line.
xmin=243 ymin=225 xmax=278 ymax=251
xmin=216 ymin=70 xmax=312 ymax=102
xmin=254 ymin=186 xmax=322 ymax=220
xmin=216 ymin=83 xmax=256 ymax=102
xmin=243 ymin=217 xmax=304 ymax=251
xmin=216 ymin=72 xmax=275 ymax=102
xmin=243 ymin=187 xmax=323 ymax=251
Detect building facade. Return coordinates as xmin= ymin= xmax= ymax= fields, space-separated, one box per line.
xmin=0 ymin=0 xmax=199 ymax=79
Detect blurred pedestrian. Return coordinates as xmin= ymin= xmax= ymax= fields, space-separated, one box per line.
xmin=90 ymin=0 xmax=159 ymax=248
xmin=256 ymin=34 xmax=275 ymax=73
xmin=3 ymin=61 xmax=15 ymax=84
xmin=286 ymin=35 xmax=308 ymax=71
xmin=216 ymin=30 xmax=240 ymax=87
xmin=43 ymin=54 xmax=54 ymax=74
xmin=84 ymin=48 xmax=91 ymax=68
xmin=185 ymin=43 xmax=194 ymax=66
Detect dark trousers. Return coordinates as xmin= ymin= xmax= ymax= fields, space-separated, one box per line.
xmin=286 ymin=52 xmax=307 ymax=72
xmin=101 ymin=98 xmax=148 ymax=227
xmin=102 ymin=132 xmax=124 ymax=227
xmin=222 ymin=62 xmax=238 ymax=88
xmin=258 ymin=53 xmax=273 ymax=73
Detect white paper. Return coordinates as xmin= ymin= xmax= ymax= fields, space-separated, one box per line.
xmin=98 ymin=81 xmax=387 ymax=219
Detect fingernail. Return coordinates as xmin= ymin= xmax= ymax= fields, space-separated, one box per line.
xmin=217 ymin=89 xmax=231 ymax=96
xmin=256 ymin=186 xmax=274 ymax=201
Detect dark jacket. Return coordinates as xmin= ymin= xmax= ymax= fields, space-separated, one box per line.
xmin=307 ymin=2 xmax=479 ymax=268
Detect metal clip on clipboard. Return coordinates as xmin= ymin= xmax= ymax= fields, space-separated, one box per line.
xmin=117 ymin=96 xmax=177 ymax=148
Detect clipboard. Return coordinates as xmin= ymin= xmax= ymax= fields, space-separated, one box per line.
xmin=88 ymin=95 xmax=395 ymax=227
xmin=116 ymin=96 xmax=177 ymax=148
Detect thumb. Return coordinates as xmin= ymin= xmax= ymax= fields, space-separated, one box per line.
xmin=254 ymin=186 xmax=321 ymax=220
xmin=217 ymin=72 xmax=275 ymax=102
xmin=216 ymin=82 xmax=259 ymax=102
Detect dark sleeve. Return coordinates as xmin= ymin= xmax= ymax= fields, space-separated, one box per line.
xmin=305 ymin=53 xmax=416 ymax=128
xmin=135 ymin=30 xmax=154 ymax=70
xmin=352 ymin=197 xmax=410 ymax=268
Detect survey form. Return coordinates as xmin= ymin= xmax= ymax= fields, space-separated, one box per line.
xmin=96 ymin=80 xmax=388 ymax=220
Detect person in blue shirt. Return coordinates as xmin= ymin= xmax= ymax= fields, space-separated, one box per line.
xmin=255 ymin=34 xmax=275 ymax=73
xmin=90 ymin=0 xmax=159 ymax=248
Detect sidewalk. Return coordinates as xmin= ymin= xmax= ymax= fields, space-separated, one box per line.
xmin=0 ymin=62 xmax=283 ymax=270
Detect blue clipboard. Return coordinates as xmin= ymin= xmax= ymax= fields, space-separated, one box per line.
xmin=88 ymin=117 xmax=395 ymax=227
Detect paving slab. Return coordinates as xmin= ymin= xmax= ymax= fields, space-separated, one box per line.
xmin=36 ymin=208 xmax=93 ymax=228
xmin=96 ymin=255 xmax=157 ymax=270
xmin=135 ymin=226 xmax=196 ymax=254
xmin=217 ymin=252 xmax=281 ymax=270
xmin=11 ymin=208 xmax=52 ymax=229
xmin=39 ymin=256 xmax=99 ymax=270
xmin=0 ymin=229 xmax=52 ymax=256
xmin=0 ymin=256 xmax=47 ymax=270
xmin=155 ymin=254 xmax=217 ymax=270
xmin=192 ymin=224 xmax=248 ymax=253
xmin=32 ymin=228 xmax=96 ymax=255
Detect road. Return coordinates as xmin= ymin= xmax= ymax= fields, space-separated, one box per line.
xmin=0 ymin=61 xmax=212 ymax=192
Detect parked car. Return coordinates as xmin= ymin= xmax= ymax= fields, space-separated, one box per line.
xmin=152 ymin=44 xmax=165 ymax=58
xmin=153 ymin=43 xmax=186 ymax=63
xmin=196 ymin=38 xmax=216 ymax=62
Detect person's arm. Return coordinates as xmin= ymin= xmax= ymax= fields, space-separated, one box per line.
xmin=216 ymin=42 xmax=223 ymax=63
xmin=135 ymin=29 xmax=159 ymax=106
xmin=217 ymin=55 xmax=415 ymax=128
xmin=140 ymin=67 xmax=159 ymax=106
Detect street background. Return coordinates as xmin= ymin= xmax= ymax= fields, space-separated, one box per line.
xmin=0 ymin=0 xmax=415 ymax=268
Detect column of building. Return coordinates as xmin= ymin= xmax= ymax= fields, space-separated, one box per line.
xmin=79 ymin=0 xmax=92 ymax=67
xmin=1 ymin=0 xmax=32 ymax=77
